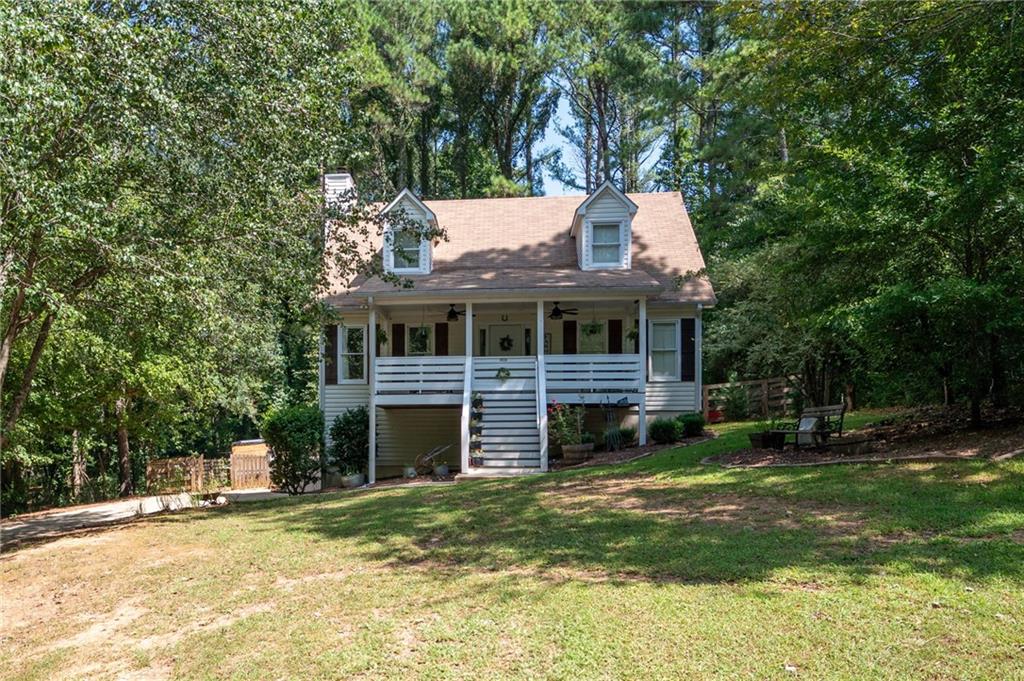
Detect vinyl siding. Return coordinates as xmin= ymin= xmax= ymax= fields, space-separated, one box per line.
xmin=323 ymin=384 xmax=370 ymax=445
xmin=375 ymin=407 xmax=461 ymax=478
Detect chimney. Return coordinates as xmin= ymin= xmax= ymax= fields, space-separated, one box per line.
xmin=323 ymin=169 xmax=355 ymax=206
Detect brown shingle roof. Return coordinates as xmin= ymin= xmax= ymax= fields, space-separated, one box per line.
xmin=326 ymin=191 xmax=715 ymax=307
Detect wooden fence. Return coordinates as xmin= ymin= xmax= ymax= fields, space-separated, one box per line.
xmin=703 ymin=376 xmax=798 ymax=421
xmin=230 ymin=440 xmax=270 ymax=490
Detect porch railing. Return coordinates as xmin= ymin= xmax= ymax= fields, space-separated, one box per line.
xmin=544 ymin=353 xmax=643 ymax=394
xmin=374 ymin=356 xmax=466 ymax=394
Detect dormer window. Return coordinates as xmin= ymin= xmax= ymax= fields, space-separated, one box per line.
xmin=572 ymin=181 xmax=638 ymax=271
xmin=591 ymin=222 xmax=623 ymax=266
xmin=392 ymin=230 xmax=422 ymax=270
xmin=382 ymin=188 xmax=437 ymax=275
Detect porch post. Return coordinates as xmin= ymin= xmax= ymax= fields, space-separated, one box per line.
xmin=536 ymin=300 xmax=548 ymax=471
xmin=461 ymin=302 xmax=473 ymax=474
xmin=368 ymin=303 xmax=377 ymax=484
xmin=638 ymin=297 xmax=647 ymax=445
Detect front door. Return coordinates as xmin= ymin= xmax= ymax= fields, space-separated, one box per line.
xmin=488 ymin=324 xmax=524 ymax=356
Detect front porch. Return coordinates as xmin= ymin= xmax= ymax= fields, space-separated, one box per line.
xmin=365 ymin=299 xmax=652 ymax=481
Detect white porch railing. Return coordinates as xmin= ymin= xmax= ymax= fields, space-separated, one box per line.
xmin=545 ymin=354 xmax=643 ymax=394
xmin=375 ymin=356 xmax=466 ymax=394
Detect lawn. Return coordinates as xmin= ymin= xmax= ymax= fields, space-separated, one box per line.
xmin=2 ymin=412 xmax=1023 ymax=680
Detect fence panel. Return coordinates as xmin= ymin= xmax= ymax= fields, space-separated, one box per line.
xmin=230 ymin=440 xmax=270 ymax=490
xmin=702 ymin=376 xmax=798 ymax=421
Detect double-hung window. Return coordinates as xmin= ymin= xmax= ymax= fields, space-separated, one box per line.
xmin=338 ymin=326 xmax=366 ymax=382
xmin=392 ymin=230 xmax=422 ymax=270
xmin=591 ymin=222 xmax=622 ymax=266
xmin=649 ymin=320 xmax=680 ymax=381
xmin=408 ymin=325 xmax=433 ymax=356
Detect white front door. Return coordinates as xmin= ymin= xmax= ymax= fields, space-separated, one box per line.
xmin=488 ymin=324 xmax=524 ymax=356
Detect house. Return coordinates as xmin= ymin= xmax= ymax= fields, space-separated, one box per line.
xmin=320 ymin=172 xmax=716 ymax=482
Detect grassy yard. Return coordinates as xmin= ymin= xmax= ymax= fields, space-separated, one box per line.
xmin=2 ymin=412 xmax=1023 ymax=680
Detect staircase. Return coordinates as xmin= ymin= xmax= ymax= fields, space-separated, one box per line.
xmin=470 ymin=358 xmax=542 ymax=472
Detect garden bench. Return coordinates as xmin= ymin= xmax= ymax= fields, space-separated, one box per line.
xmin=772 ymin=404 xmax=846 ymax=448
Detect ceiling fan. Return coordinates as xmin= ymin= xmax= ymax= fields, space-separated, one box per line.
xmin=446 ymin=304 xmax=467 ymax=322
xmin=548 ymin=302 xmax=579 ymax=320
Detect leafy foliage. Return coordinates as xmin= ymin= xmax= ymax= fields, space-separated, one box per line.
xmin=648 ymin=418 xmax=681 ymax=445
xmin=329 ymin=407 xmax=370 ymax=476
xmin=677 ymin=413 xmax=706 ymax=438
xmin=263 ymin=405 xmax=323 ymax=495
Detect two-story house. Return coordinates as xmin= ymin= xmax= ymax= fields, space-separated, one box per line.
xmin=320 ymin=172 xmax=716 ymax=482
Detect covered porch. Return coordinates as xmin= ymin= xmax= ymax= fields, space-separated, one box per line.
xmin=365 ymin=297 xmax=651 ymax=482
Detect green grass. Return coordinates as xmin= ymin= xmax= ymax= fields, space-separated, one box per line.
xmin=2 ymin=411 xmax=1023 ymax=680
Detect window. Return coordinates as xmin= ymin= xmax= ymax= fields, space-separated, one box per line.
xmin=408 ymin=325 xmax=432 ymax=356
xmin=579 ymin=322 xmax=606 ymax=353
xmin=392 ymin=230 xmax=421 ymax=270
xmin=339 ymin=326 xmax=366 ymax=382
xmin=649 ymin=321 xmax=679 ymax=381
xmin=591 ymin=222 xmax=621 ymax=265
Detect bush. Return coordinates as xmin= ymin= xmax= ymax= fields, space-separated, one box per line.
xmin=329 ymin=406 xmax=369 ymax=475
xmin=262 ymin=405 xmax=323 ymax=495
xmin=603 ymin=425 xmax=637 ymax=451
xmin=618 ymin=426 xmax=637 ymax=445
xmin=648 ymin=418 xmax=681 ymax=444
xmin=722 ymin=373 xmax=749 ymax=421
xmin=677 ymin=413 xmax=705 ymax=438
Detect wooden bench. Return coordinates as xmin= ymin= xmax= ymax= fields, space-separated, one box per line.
xmin=772 ymin=404 xmax=846 ymax=448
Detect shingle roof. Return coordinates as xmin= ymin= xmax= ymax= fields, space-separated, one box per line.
xmin=326 ymin=191 xmax=715 ymax=308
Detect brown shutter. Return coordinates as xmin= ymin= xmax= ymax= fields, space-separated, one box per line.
xmin=608 ymin=319 xmax=623 ymax=354
xmin=435 ymin=322 xmax=448 ymax=356
xmin=562 ymin=320 xmax=577 ymax=354
xmin=633 ymin=319 xmax=639 ymax=354
xmin=324 ymin=325 xmax=338 ymax=384
xmin=681 ymin=318 xmax=696 ymax=382
xmin=375 ymin=323 xmax=381 ymax=357
xmin=392 ymin=323 xmax=405 ymax=357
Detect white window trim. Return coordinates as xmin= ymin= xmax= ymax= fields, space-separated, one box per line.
xmin=337 ymin=325 xmax=367 ymax=384
xmin=648 ymin=319 xmax=681 ymax=382
xmin=386 ymin=228 xmax=430 ymax=275
xmin=407 ymin=324 xmax=434 ymax=356
xmin=583 ymin=218 xmax=629 ymax=270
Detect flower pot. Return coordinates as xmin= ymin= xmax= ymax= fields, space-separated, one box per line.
xmin=470 ymin=456 xmax=484 ymax=467
xmin=471 ymin=398 xmax=484 ymax=409
xmin=433 ymin=464 xmax=450 ymax=477
xmin=403 ymin=466 xmax=417 ymax=479
xmin=748 ymin=432 xmax=767 ymax=449
xmin=764 ymin=431 xmax=786 ymax=450
xmin=561 ymin=442 xmax=594 ymax=463
xmin=470 ymin=425 xmax=483 ymax=435
xmin=341 ymin=472 xmax=365 ymax=488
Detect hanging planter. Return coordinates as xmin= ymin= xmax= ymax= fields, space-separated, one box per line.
xmin=581 ymin=320 xmax=604 ymax=337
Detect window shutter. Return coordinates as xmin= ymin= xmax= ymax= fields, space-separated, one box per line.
xmin=632 ymin=319 xmax=639 ymax=354
xmin=562 ymin=320 xmax=577 ymax=354
xmin=608 ymin=319 xmax=623 ymax=354
xmin=681 ymin=318 xmax=696 ymax=382
xmin=324 ymin=325 xmax=338 ymax=385
xmin=375 ymin=323 xmax=382 ymax=357
xmin=435 ymin=322 xmax=449 ymax=356
xmin=392 ymin=323 xmax=406 ymax=357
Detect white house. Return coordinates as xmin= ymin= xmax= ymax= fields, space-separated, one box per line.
xmin=320 ymin=172 xmax=716 ymax=482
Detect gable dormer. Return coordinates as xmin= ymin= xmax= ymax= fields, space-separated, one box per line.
xmin=571 ymin=181 xmax=639 ymax=271
xmin=382 ymin=189 xmax=436 ymax=275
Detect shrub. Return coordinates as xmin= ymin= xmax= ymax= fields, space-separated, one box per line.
xmin=677 ymin=413 xmax=705 ymax=438
xmin=617 ymin=426 xmax=637 ymax=445
xmin=262 ymin=405 xmax=323 ymax=495
xmin=722 ymin=373 xmax=749 ymax=421
xmin=547 ymin=402 xmax=586 ymax=445
xmin=603 ymin=426 xmax=638 ymax=451
xmin=648 ymin=418 xmax=681 ymax=444
xmin=329 ymin=406 xmax=369 ymax=475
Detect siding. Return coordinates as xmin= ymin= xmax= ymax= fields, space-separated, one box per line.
xmin=323 ymin=384 xmax=370 ymax=444
xmin=582 ymin=190 xmax=632 ymax=270
xmin=375 ymin=407 xmax=461 ymax=478
xmin=645 ymin=382 xmax=698 ymax=414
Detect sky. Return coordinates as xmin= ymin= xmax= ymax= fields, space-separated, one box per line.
xmin=539 ymin=96 xmax=578 ymax=197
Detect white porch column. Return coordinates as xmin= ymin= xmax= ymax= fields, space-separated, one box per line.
xmin=638 ymin=297 xmax=648 ymax=445
xmin=536 ymin=300 xmax=548 ymax=471
xmin=368 ymin=303 xmax=377 ymax=485
xmin=460 ymin=302 xmax=473 ymax=473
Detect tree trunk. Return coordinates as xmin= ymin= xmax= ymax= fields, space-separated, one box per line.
xmin=584 ymin=121 xmax=593 ymax=193
xmin=71 ymin=429 xmax=86 ymax=500
xmin=779 ymin=126 xmax=789 ymax=163
xmin=115 ymin=396 xmax=133 ymax=497
xmin=0 ymin=312 xmax=55 ymax=452
xmin=417 ymin=112 xmax=431 ymax=198
xmin=988 ymin=332 xmax=1007 ymax=408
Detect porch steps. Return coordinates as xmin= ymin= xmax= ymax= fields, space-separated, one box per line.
xmin=471 ymin=358 xmax=542 ymax=471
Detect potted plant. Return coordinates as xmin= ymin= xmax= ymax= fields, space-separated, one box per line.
xmin=471 ymin=392 xmax=484 ymax=409
xmin=433 ymin=462 xmax=450 ymax=477
xmin=329 ymin=406 xmax=369 ymax=488
xmin=495 ymin=367 xmax=511 ymax=381
xmin=548 ymin=402 xmax=593 ymax=463
xmin=469 ymin=418 xmax=483 ymax=436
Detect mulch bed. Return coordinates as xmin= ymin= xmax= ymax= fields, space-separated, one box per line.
xmin=550 ymin=433 xmax=715 ymax=471
xmin=703 ymin=406 xmax=1024 ymax=469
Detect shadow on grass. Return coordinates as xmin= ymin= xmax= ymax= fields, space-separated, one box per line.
xmin=201 ymin=436 xmax=1024 ymax=586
